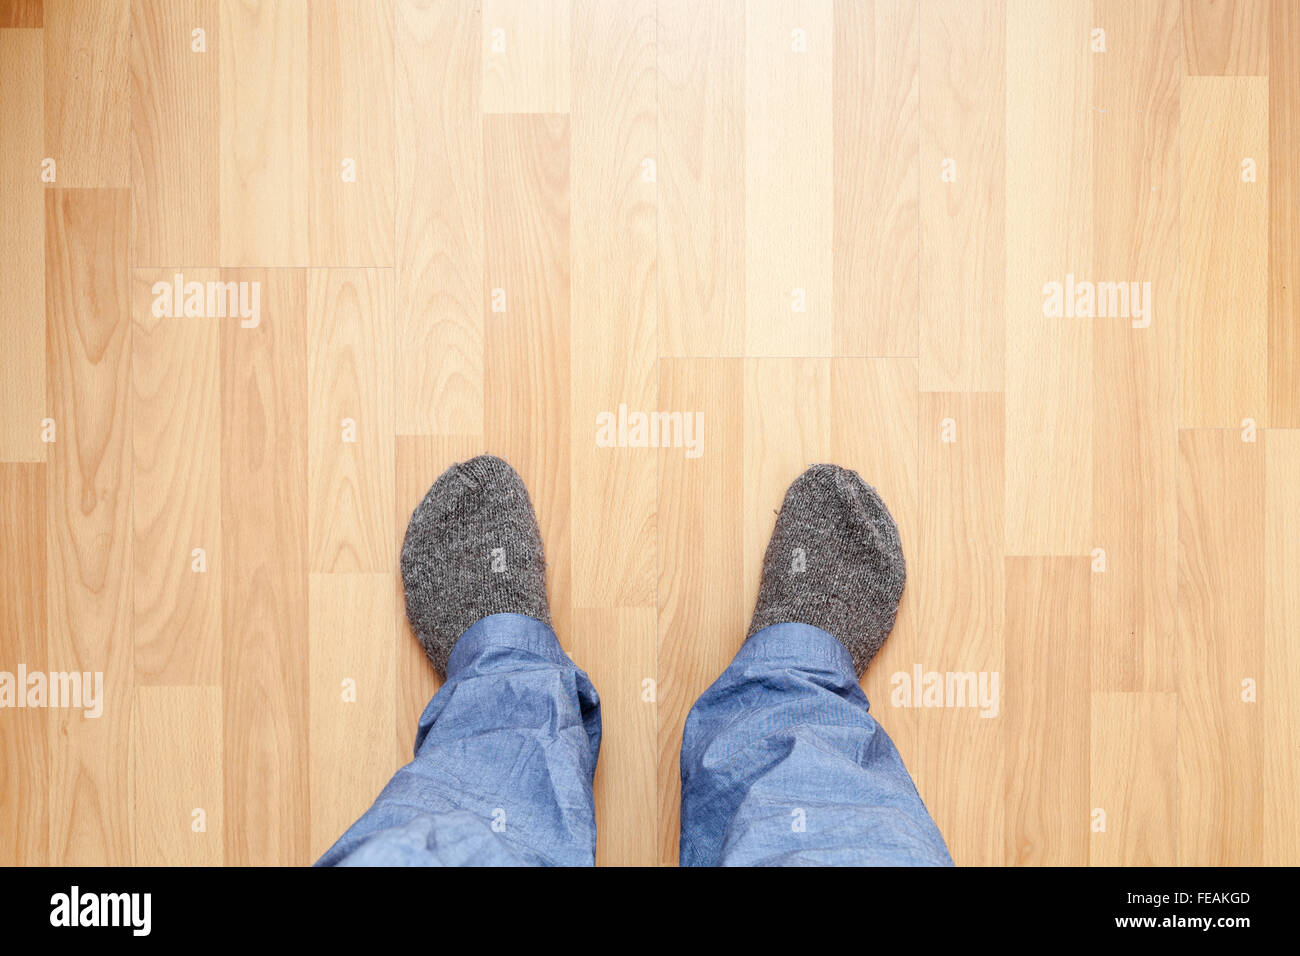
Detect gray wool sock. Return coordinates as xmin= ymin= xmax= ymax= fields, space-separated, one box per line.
xmin=747 ymin=463 xmax=906 ymax=678
xmin=400 ymin=454 xmax=552 ymax=675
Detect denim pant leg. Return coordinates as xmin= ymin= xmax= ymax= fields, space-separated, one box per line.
xmin=315 ymin=613 xmax=601 ymax=867
xmin=679 ymin=622 xmax=952 ymax=867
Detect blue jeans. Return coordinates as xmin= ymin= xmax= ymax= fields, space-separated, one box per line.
xmin=316 ymin=613 xmax=951 ymax=867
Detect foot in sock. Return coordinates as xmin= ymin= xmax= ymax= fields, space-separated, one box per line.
xmin=747 ymin=463 xmax=906 ymax=678
xmin=400 ymin=454 xmax=552 ymax=676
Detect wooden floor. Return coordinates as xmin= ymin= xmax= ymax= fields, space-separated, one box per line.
xmin=1 ymin=0 xmax=1298 ymax=867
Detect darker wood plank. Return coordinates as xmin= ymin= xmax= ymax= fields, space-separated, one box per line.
xmin=0 ymin=0 xmax=42 ymax=28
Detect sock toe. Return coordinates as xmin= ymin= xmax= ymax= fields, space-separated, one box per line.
xmin=400 ymin=455 xmax=551 ymax=676
xmin=748 ymin=463 xmax=907 ymax=677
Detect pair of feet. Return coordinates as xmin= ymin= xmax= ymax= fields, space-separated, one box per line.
xmin=401 ymin=455 xmax=906 ymax=679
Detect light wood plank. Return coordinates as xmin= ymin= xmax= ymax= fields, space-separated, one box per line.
xmin=0 ymin=28 xmax=45 ymax=461
xmin=833 ymin=0 xmax=917 ymax=357
xmin=309 ymin=573 xmax=397 ymax=860
xmin=1091 ymin=0 xmax=1180 ymax=691
xmin=830 ymin=358 xmax=919 ymax=770
xmin=220 ymin=268 xmax=310 ymax=865
xmin=570 ymin=0 xmax=657 ymax=608
xmin=483 ymin=114 xmax=572 ymax=639
xmin=130 ymin=0 xmax=220 ymax=266
xmin=219 ymin=0 xmax=308 ymax=266
xmin=134 ymin=686 xmax=223 ymax=865
xmin=569 ymin=607 xmax=656 ymax=866
xmin=481 ymin=0 xmax=570 ymax=114
xmin=1183 ymin=0 xmax=1268 ymax=75
xmin=1089 ymin=691 xmax=1177 ymax=865
xmin=1263 ymin=429 xmax=1300 ymax=860
xmin=656 ymin=0 xmax=744 ymax=358
xmin=918 ymin=0 xmax=1004 ymax=391
xmin=745 ymin=0 xmax=833 ymax=357
xmin=1180 ymin=77 xmax=1268 ymax=428
xmin=307 ymin=268 xmax=395 ymax=573
xmin=655 ymin=357 xmax=744 ymax=866
xmin=1004 ymin=0 xmax=1092 ymax=554
xmin=307 ymin=0 xmax=394 ymax=267
xmin=45 ymin=188 xmax=134 ymax=865
xmin=132 ymin=270 xmax=222 ymax=685
xmin=915 ymin=391 xmax=1005 ymax=866
xmin=395 ymin=0 xmax=483 ymax=435
xmin=0 ymin=463 xmax=49 ymax=865
xmin=1177 ymin=429 xmax=1266 ymax=864
xmin=44 ymin=0 xmax=129 ymax=187
xmin=1269 ymin=0 xmax=1300 ymax=426
xmin=743 ymin=359 xmax=831 ymax=606
xmin=1005 ymin=556 xmax=1089 ymax=865
xmin=6 ymin=0 xmax=1298 ymax=871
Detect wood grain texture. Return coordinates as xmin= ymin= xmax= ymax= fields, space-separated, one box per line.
xmin=833 ymin=0 xmax=918 ymax=358
xmin=745 ymin=0 xmax=832 ymax=357
xmin=569 ymin=607 xmax=656 ymax=866
xmin=481 ymin=0 xmax=570 ymax=114
xmin=1089 ymin=692 xmax=1177 ymax=865
xmin=130 ymin=0 xmax=219 ymax=266
xmin=0 ymin=463 xmax=48 ymax=865
xmin=307 ymin=268 xmax=395 ymax=573
xmin=1177 ymin=430 xmax=1266 ymax=865
xmin=0 ymin=28 xmax=45 ymax=461
xmin=2 ymin=0 xmax=1297 ymax=869
xmin=219 ymin=0 xmax=308 ymax=266
xmin=831 ymin=358 xmax=920 ymax=791
xmin=918 ymin=0 xmax=1004 ymax=391
xmin=0 ymin=0 xmax=42 ymax=27
xmin=1180 ymin=77 xmax=1268 ymax=428
xmin=1263 ymin=430 xmax=1300 ymax=860
xmin=308 ymin=0 xmax=394 ymax=267
xmin=1269 ymin=0 xmax=1300 ymax=426
xmin=914 ymin=391 xmax=1004 ymax=866
xmin=220 ymin=268 xmax=309 ymax=865
xmin=1004 ymin=0 xmax=1093 ymax=555
xmin=655 ymin=358 xmax=744 ymax=866
xmin=1182 ymin=0 xmax=1268 ymax=75
xmin=656 ymin=0 xmax=745 ymax=358
xmin=308 ymin=573 xmax=397 ymax=860
xmin=131 ymin=270 xmax=222 ymax=685
xmin=743 ymin=359 xmax=831 ymax=607
xmin=570 ymin=0 xmax=657 ymax=608
xmin=134 ymin=686 xmax=223 ymax=865
xmin=44 ymin=0 xmax=129 ymax=187
xmin=45 ymin=188 xmax=133 ymax=865
xmin=483 ymin=114 xmax=572 ymax=639
xmin=1091 ymin=0 xmax=1180 ymax=692
xmin=395 ymin=0 xmax=483 ymax=435
xmin=1005 ymin=556 xmax=1090 ymax=866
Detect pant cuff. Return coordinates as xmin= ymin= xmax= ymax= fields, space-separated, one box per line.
xmin=738 ymin=621 xmax=857 ymax=676
xmin=445 ymin=613 xmax=567 ymax=678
